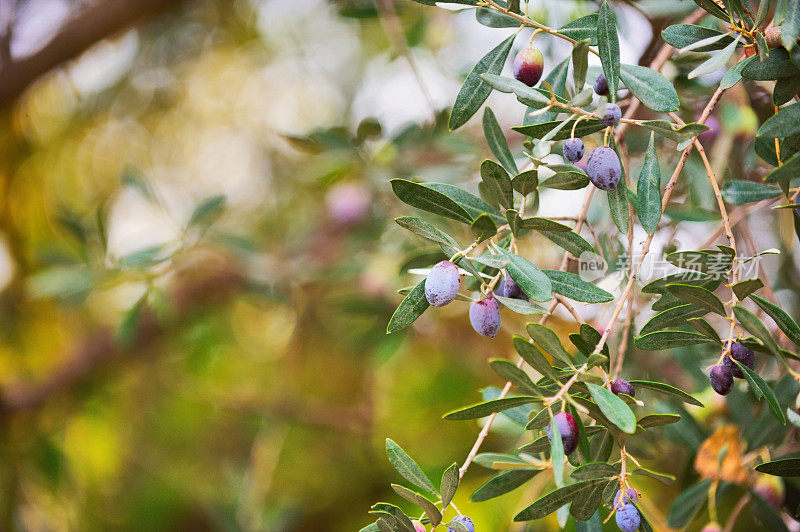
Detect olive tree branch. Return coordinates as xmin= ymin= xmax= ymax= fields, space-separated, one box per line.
xmin=454 ymin=7 xmax=708 ymax=485
xmin=592 ymin=84 xmax=728 ymax=360
xmin=481 ymin=0 xmax=601 ymax=57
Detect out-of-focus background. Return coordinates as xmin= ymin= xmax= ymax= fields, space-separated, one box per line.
xmin=1 ymin=0 xmax=796 ymax=530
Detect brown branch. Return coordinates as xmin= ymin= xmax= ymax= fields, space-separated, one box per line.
xmin=0 ymin=0 xmax=183 ymax=107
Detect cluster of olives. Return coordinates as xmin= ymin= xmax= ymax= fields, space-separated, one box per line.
xmin=708 ymin=341 xmax=756 ymax=395
xmin=512 ymin=49 xmax=623 ymax=191
xmin=424 ymin=261 xmax=528 ymax=338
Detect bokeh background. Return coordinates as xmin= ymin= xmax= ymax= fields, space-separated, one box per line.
xmin=2 ymin=0 xmax=800 ymax=530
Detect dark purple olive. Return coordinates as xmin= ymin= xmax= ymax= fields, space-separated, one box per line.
xmin=723 ymin=341 xmax=755 ymax=379
xmin=610 ymin=379 xmax=635 ymax=397
xmin=562 ymin=138 xmax=585 ymax=162
xmin=547 ymin=412 xmax=579 ymax=455
xmin=709 ymin=364 xmax=733 ymax=395
xmin=586 ymin=146 xmax=621 ymax=191
xmin=497 ymin=272 xmax=528 ymax=301
xmin=600 ymin=103 xmax=621 ymax=127
xmin=594 ymin=74 xmax=609 ymax=95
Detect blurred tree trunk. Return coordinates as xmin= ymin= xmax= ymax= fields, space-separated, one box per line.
xmin=0 ymin=0 xmax=184 ymax=107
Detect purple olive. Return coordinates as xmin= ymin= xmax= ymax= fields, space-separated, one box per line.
xmin=586 ymin=146 xmax=621 ymax=191
xmin=447 ymin=515 xmax=474 ymax=532
xmin=547 ymin=412 xmax=579 ymax=455
xmin=615 ymin=488 xmax=638 ymax=505
xmin=709 ymin=364 xmax=733 ymax=395
xmin=513 ymin=48 xmax=544 ymax=87
xmin=610 ymin=379 xmax=635 ymax=398
xmin=601 ymin=103 xmax=622 ymax=127
xmin=562 ymin=138 xmax=585 ymax=162
xmin=594 ymin=74 xmax=609 ymax=95
xmin=698 ymin=115 xmax=719 ymax=144
xmin=497 ymin=272 xmax=528 ymax=301
xmin=615 ymin=503 xmax=641 ymax=532
xmin=424 ymin=261 xmax=461 ymax=307
xmin=723 ymin=341 xmax=755 ymax=379
xmin=326 ymin=183 xmax=370 ymax=226
xmin=754 ymin=474 xmax=784 ymax=509
xmin=469 ymin=295 xmax=501 ymax=338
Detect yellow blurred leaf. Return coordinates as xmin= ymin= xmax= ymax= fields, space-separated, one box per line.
xmin=694 ymin=425 xmax=748 ymax=484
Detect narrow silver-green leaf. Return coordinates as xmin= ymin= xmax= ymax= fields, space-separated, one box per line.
xmin=757 ymin=101 xmax=800 ymax=138
xmin=385 ymin=439 xmax=438 ymax=495
xmin=395 ymin=217 xmax=459 ymax=254
xmin=450 ymin=35 xmax=516 ymax=130
xmin=666 ymin=283 xmax=726 ymax=316
xmin=586 ymin=383 xmax=636 ymax=433
xmin=424 ymin=182 xmax=505 ymax=223
xmin=519 ymin=217 xmax=571 ymax=232
xmin=619 ymin=64 xmax=679 ymax=112
xmin=755 ymin=458 xmax=800 ymax=477
xmin=489 ymin=358 xmax=540 ymax=393
xmin=501 ymin=249 xmax=553 ymax=302
xmin=634 ymin=331 xmax=714 ymax=350
xmin=572 ymin=40 xmax=590 ymax=89
xmin=494 ymin=295 xmax=549 ymax=315
xmin=526 ymin=323 xmax=573 ymax=365
xmin=732 ymin=278 xmax=764 ymax=300
xmin=781 ymin=0 xmax=800 ymax=51
xmin=607 ymin=138 xmax=628 ymax=233
xmin=440 ymin=464 xmax=459 ymax=509
xmin=391 ymin=179 xmax=473 ymax=223
xmin=514 ymin=479 xmax=608 ymax=521
xmin=470 ymin=469 xmax=540 ymax=502
xmin=387 ymin=280 xmax=428 ymax=333
xmin=513 ymin=335 xmax=558 ymax=380
xmin=543 ymin=270 xmax=614 ymax=303
xmin=687 ymin=317 xmax=723 ymax=345
xmin=597 ymin=2 xmax=620 ymax=100
xmin=549 ymin=409 xmax=565 ymax=487
xmin=443 ymin=396 xmax=540 ymax=420
xmin=559 ymin=14 xmax=599 ymax=45
xmin=734 ymin=359 xmax=786 ymax=425
xmin=688 ymin=36 xmax=739 ymax=79
xmin=471 ymin=213 xmax=498 ymax=243
xmin=637 ymin=132 xmax=662 ymax=234
xmin=662 ymin=24 xmax=735 ymax=51
xmin=721 ymin=179 xmax=782 ymax=204
xmin=639 ymin=120 xmax=711 ymax=143
xmin=513 ymin=118 xmax=606 ymax=141
xmin=483 ymin=107 xmax=518 ymax=174
xmin=750 ymin=294 xmax=800 ymax=346
xmin=733 ymin=305 xmax=784 ymax=361
xmin=481 ymin=159 xmax=514 ymax=209
xmin=628 ymin=380 xmax=704 ymax=407
xmin=666 ymin=479 xmax=711 ymax=528
xmin=539 ymin=229 xmax=594 ymax=256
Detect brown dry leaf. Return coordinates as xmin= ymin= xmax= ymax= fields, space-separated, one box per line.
xmin=694 ymin=424 xmax=748 ymax=484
